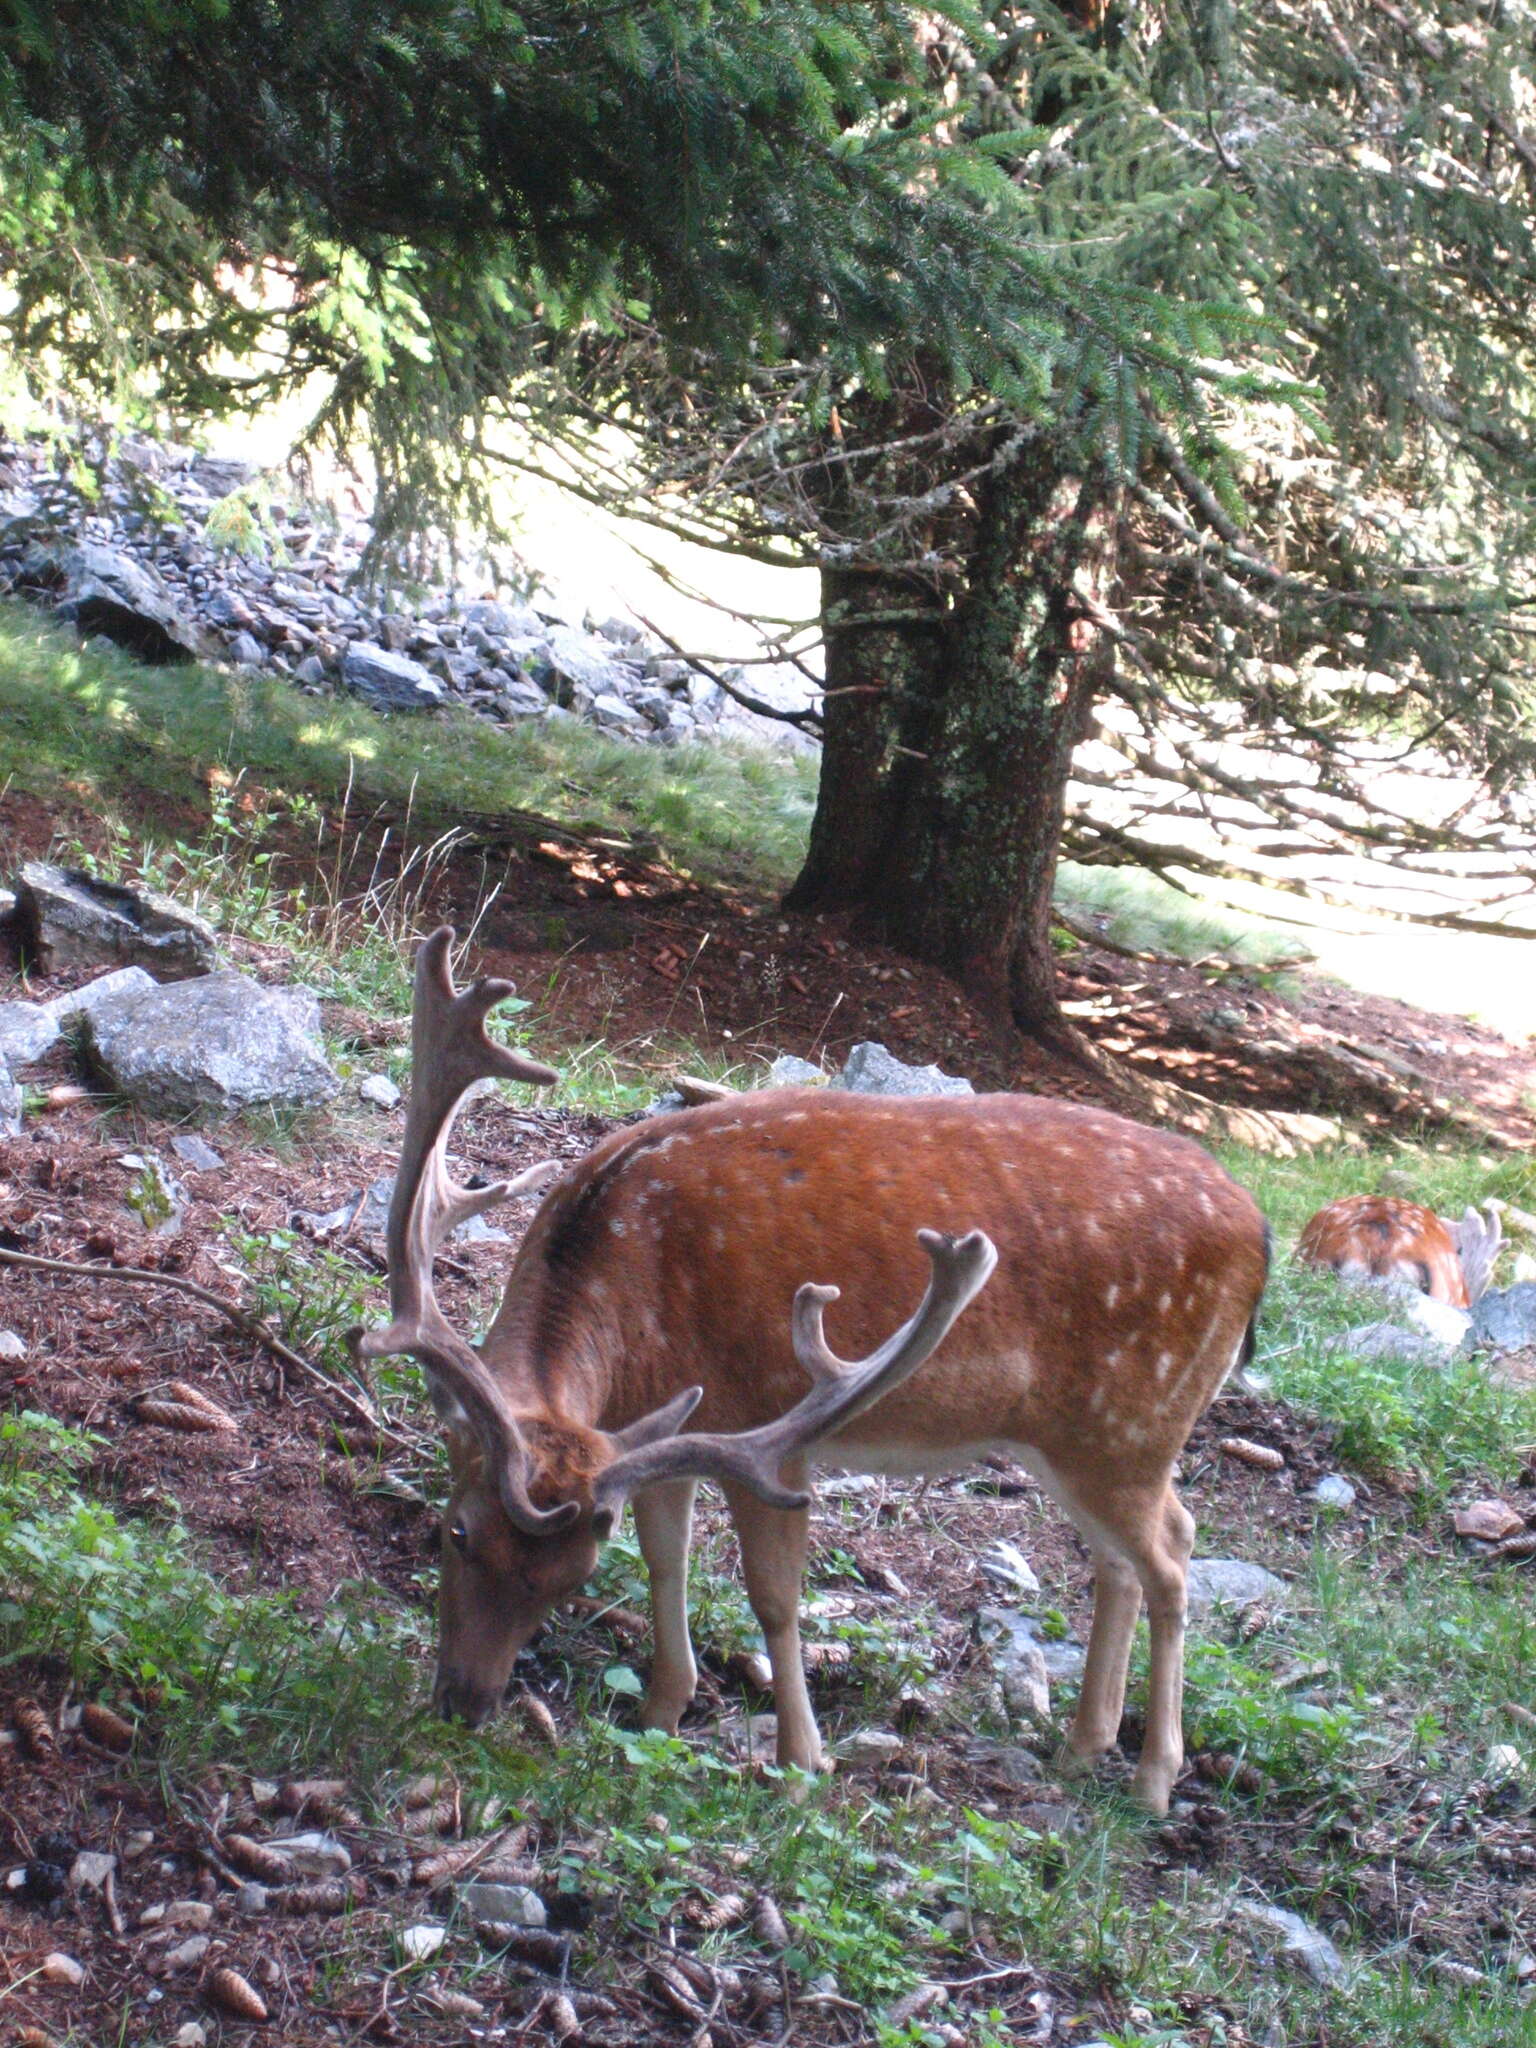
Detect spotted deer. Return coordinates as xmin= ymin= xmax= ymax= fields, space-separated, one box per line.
xmin=355 ymin=929 xmax=1269 ymax=1814
xmin=1296 ymin=1195 xmax=1501 ymax=1307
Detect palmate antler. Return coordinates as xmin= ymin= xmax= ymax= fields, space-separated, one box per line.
xmin=589 ymin=1228 xmax=999 ymax=1533
xmin=349 ymin=927 xmax=572 ymax=1532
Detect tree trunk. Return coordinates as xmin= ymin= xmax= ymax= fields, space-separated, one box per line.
xmin=788 ymin=455 xmax=1113 ymax=1060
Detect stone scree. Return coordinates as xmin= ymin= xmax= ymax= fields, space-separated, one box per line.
xmin=0 ymin=431 xmax=767 ymax=747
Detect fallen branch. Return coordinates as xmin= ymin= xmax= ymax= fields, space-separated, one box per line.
xmin=0 ymin=1244 xmax=408 ymax=1444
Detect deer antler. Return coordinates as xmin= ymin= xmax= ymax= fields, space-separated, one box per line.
xmin=591 ymin=1228 xmax=998 ymax=1531
xmin=1452 ymin=1203 xmax=1502 ymax=1305
xmin=350 ymin=927 xmax=572 ymax=1532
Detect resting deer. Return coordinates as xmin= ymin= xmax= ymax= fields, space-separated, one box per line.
xmin=1297 ymin=1195 xmax=1501 ymax=1307
xmin=354 ymin=930 xmax=1269 ymax=1815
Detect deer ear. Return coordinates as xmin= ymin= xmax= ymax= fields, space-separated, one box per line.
xmin=607 ymin=1386 xmax=704 ymax=1454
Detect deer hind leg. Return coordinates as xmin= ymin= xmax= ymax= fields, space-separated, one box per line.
xmin=1035 ymin=1459 xmax=1194 ymax=1816
xmin=631 ymin=1478 xmax=700 ymax=1735
xmin=723 ymin=1462 xmax=821 ymax=1775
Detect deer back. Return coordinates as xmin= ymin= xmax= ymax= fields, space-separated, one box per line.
xmin=482 ymin=1090 xmax=1269 ymax=1474
xmin=1296 ymin=1194 xmax=1469 ymax=1306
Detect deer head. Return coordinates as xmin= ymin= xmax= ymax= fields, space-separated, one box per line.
xmin=353 ymin=928 xmax=996 ymax=1729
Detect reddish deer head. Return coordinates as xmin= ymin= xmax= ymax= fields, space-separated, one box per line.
xmin=356 ymin=929 xmax=1269 ymax=1815
xmin=1296 ymin=1194 xmax=1501 ymax=1307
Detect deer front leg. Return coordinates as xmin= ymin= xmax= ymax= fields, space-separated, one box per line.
xmin=631 ymin=1479 xmax=700 ymax=1735
xmin=724 ymin=1465 xmax=821 ymax=1774
xmin=1064 ymin=1549 xmax=1142 ymax=1768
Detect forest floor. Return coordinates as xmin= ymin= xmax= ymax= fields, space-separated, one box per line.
xmin=3 ymin=638 xmax=1536 ymax=2048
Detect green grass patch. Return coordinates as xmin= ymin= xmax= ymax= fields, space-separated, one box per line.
xmin=1055 ymin=859 xmax=1308 ymax=972
xmin=0 ymin=597 xmax=818 ymax=894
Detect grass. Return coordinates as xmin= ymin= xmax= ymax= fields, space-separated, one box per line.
xmin=0 ymin=597 xmax=819 ymax=895
xmin=1055 ymin=859 xmax=1310 ymax=974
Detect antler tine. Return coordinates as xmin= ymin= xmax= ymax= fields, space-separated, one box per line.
xmin=1453 ymin=1203 xmax=1502 ymax=1305
xmin=352 ymin=927 xmax=574 ymax=1534
xmin=592 ymin=1229 xmax=997 ymax=1527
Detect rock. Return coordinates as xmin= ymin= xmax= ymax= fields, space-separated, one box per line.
xmin=357 ymin=1072 xmax=402 ymax=1109
xmin=263 ymin=1830 xmax=351 ymax=1877
xmin=1401 ymin=1292 xmax=1473 ymax=1347
xmin=164 ymin=1934 xmax=212 ymax=1972
xmin=766 ymin=1054 xmax=825 ymax=1088
xmin=227 ymin=630 xmax=266 ymax=667
xmin=1335 ymin=1322 xmax=1445 ymax=1366
xmin=17 ymin=865 xmax=217 ymax=979
xmin=52 ymin=541 xmax=202 ymax=661
xmin=172 ymin=2024 xmax=209 ymax=2048
xmin=233 ymin=1884 xmax=269 ymax=1916
xmin=42 ymin=1951 xmax=86 ymax=1986
xmin=46 ymin=963 xmax=161 ymax=1024
xmin=977 ymin=1607 xmax=1052 ymax=1725
xmin=0 ymin=486 xmax=46 ymax=547
xmin=204 ymin=589 xmax=255 ymax=630
xmin=70 ymin=1850 xmax=117 ymax=1890
xmin=466 ymin=599 xmax=543 ymax=638
xmin=0 ymin=1331 xmax=26 ymax=1361
xmin=459 ymin=1881 xmax=546 ymax=1928
xmin=1185 ymin=1559 xmax=1287 ymax=1618
xmin=590 ymin=690 xmax=647 ymax=731
xmin=1311 ymin=1474 xmax=1357 ymax=1510
xmin=492 ymin=669 xmax=551 ymax=718
xmin=834 ymin=1042 xmax=974 ymax=1099
xmin=341 ymin=642 xmax=446 ymax=712
xmin=1468 ymin=1283 xmax=1536 ymax=1356
xmin=963 ymin=1739 xmax=1043 ymax=1787
xmin=837 ymin=1730 xmax=904 ymax=1765
xmin=400 ymin=1923 xmax=447 ymax=1962
xmin=543 ymin=627 xmax=636 ymax=706
xmin=1451 ymin=1498 xmax=1525 ymax=1543
xmin=0 ymin=1059 xmax=21 ymax=1135
xmin=1232 ymin=1900 xmax=1348 ymax=1985
xmin=81 ymin=972 xmax=338 ymax=1118
xmin=294 ymin=654 xmax=328 ymax=687
xmin=120 ymin=1152 xmax=188 ymax=1235
xmin=978 ymin=1540 xmax=1041 ymax=1597
xmin=170 ymin=1133 xmax=225 ymax=1171
xmin=0 ymin=1000 xmax=61 ymax=1066
xmin=1038 ymin=1637 xmax=1088 ymax=1683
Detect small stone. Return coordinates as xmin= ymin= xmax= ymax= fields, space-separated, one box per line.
xmin=357 ymin=1072 xmax=401 ymax=1110
xmin=170 ymin=1134 xmax=225 ymax=1171
xmin=227 ymin=631 xmax=265 ymax=667
xmin=0 ymin=1061 xmax=20 ymax=1136
xmin=164 ymin=1934 xmax=211 ymax=1972
xmin=294 ymin=655 xmax=328 ymax=686
xmin=1233 ymin=1901 xmax=1347 ymax=1985
xmin=163 ymin=1900 xmax=215 ymax=1929
xmin=834 ymin=1041 xmax=973 ymax=1098
xmin=233 ymin=1883 xmax=270 ymax=1915
xmin=1311 ymin=1474 xmax=1357 ymax=1510
xmin=264 ymin=1830 xmax=351 ymax=1877
xmin=459 ymin=1881 xmax=546 ymax=1928
xmin=70 ymin=1850 xmax=117 ymax=1891
xmin=173 ymin=2025 xmax=208 ymax=2047
xmin=978 ymin=1540 xmax=1041 ymax=1596
xmin=1185 ymin=1559 xmax=1287 ymax=1618
xmin=977 ymin=1608 xmax=1052 ymax=1725
xmin=1452 ymin=1499 xmax=1525 ymax=1543
xmin=1488 ymin=1743 xmax=1527 ymax=1777
xmin=0 ymin=1330 xmax=26 ymax=1362
xmin=341 ymin=642 xmax=446 ymax=712
xmin=765 ymin=1054 xmax=825 ymax=1088
xmin=0 ymin=1000 xmax=61 ymax=1066
xmin=836 ymin=1730 xmax=904 ymax=1765
xmin=42 ymin=1953 xmax=86 ymax=1986
xmin=400 ymin=1922 xmax=447 ymax=1961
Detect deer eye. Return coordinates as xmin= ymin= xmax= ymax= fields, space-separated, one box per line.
xmin=449 ymin=1521 xmax=469 ymax=1555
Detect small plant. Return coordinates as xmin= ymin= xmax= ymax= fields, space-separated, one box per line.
xmin=204 ymin=481 xmax=288 ymax=561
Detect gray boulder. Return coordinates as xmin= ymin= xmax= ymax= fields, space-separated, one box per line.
xmin=1467 ymin=1283 xmax=1536 ymax=1356
xmin=834 ymin=1042 xmax=974 ymax=1099
xmin=1185 ymin=1559 xmax=1287 ymax=1619
xmin=0 ymin=1059 xmax=20 ymax=1136
xmin=977 ymin=1607 xmax=1052 ymax=1726
xmin=81 ymin=972 xmax=337 ymax=1118
xmin=465 ymin=599 xmax=544 ymax=639
xmin=47 ymin=965 xmax=159 ymax=1028
xmin=16 ymin=865 xmax=216 ymax=980
xmin=341 ymin=642 xmax=446 ymax=712
xmin=543 ymin=627 xmax=637 ymax=706
xmin=591 ymin=691 xmax=647 ymax=732
xmin=52 ymin=541 xmax=202 ymax=662
xmin=1336 ymin=1322 xmax=1446 ymax=1367
xmin=0 ymin=1001 xmax=61 ymax=1068
xmin=766 ymin=1054 xmax=825 ymax=1089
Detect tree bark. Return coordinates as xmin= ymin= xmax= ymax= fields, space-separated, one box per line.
xmin=787 ymin=454 xmax=1113 ymax=1059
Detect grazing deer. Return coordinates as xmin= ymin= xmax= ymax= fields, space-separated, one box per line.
xmin=354 ymin=930 xmax=1269 ymax=1815
xmin=1296 ymin=1195 xmax=1501 ymax=1307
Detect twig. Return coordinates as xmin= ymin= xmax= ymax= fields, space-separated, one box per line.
xmin=0 ymin=1245 xmax=408 ymax=1446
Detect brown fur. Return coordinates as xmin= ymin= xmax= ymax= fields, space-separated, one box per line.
xmin=1296 ymin=1195 xmax=1468 ymax=1307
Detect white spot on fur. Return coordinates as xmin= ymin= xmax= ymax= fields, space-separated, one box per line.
xmin=1154 ymin=1349 xmax=1175 ymax=1380
xmin=1104 ymin=1283 xmax=1120 ymax=1309
xmin=1157 ymin=1291 xmax=1172 ymax=1315
xmin=609 ymin=1217 xmax=628 ymax=1237
xmin=711 ymin=1225 xmax=727 ymax=1251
